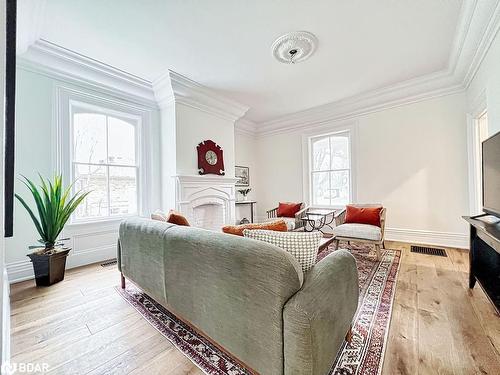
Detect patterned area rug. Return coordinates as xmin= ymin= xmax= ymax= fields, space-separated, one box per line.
xmin=117 ymin=242 xmax=401 ymax=375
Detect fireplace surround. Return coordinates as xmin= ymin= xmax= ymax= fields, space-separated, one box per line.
xmin=174 ymin=175 xmax=238 ymax=230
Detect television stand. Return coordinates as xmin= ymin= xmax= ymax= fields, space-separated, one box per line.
xmin=471 ymin=213 xmax=489 ymax=219
xmin=463 ymin=215 xmax=500 ymax=314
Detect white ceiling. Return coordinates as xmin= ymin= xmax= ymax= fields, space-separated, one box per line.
xmin=23 ymin=0 xmax=464 ymax=123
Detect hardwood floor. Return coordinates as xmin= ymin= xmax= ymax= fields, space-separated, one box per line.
xmin=10 ymin=242 xmax=500 ymax=374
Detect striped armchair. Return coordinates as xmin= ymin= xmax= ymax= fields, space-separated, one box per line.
xmin=266 ymin=203 xmax=308 ymax=231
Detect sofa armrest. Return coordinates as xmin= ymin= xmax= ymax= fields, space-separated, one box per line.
xmin=283 ymin=250 xmax=359 ymax=375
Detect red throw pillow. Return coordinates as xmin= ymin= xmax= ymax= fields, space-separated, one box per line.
xmin=344 ymin=205 xmax=382 ymax=227
xmin=277 ymin=202 xmax=302 ymax=218
xmin=166 ymin=210 xmax=190 ymax=226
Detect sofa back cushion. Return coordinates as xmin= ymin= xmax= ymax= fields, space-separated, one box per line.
xmin=243 ymin=229 xmax=322 ymax=272
xmin=345 ymin=205 xmax=382 ymax=227
xmin=119 ymin=217 xmax=303 ymax=375
xmin=222 ymin=219 xmax=288 ymax=236
xmin=277 ymin=202 xmax=302 ymax=218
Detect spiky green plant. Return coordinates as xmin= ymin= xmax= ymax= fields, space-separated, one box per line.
xmin=15 ymin=175 xmax=91 ymax=251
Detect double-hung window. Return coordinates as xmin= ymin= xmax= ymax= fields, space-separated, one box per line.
xmin=309 ymin=131 xmax=351 ymax=207
xmin=70 ymin=102 xmax=140 ymax=222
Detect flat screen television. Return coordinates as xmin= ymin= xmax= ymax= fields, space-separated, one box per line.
xmin=482 ymin=130 xmax=500 ymax=218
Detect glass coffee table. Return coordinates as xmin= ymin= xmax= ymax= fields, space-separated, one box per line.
xmin=301 ymin=209 xmax=336 ymax=233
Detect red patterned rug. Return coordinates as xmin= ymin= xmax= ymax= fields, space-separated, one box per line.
xmin=117 ymin=242 xmax=400 ymax=375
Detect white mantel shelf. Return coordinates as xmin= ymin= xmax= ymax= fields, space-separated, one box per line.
xmin=173 ymin=175 xmax=239 ymax=184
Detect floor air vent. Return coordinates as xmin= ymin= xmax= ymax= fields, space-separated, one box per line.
xmin=410 ymin=245 xmax=447 ymax=257
xmin=100 ymin=259 xmax=117 ymax=268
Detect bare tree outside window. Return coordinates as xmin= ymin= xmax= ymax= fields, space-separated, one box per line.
xmin=310 ymin=133 xmax=350 ymax=206
xmin=71 ymin=110 xmax=138 ymax=221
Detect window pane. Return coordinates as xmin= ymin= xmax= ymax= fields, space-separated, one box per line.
xmin=74 ymin=164 xmax=109 ymax=218
xmin=108 ymin=117 xmax=136 ymax=165
xmin=73 ymin=113 xmax=107 ymax=164
xmin=109 ymin=166 xmax=137 ymax=216
xmin=312 ymin=172 xmax=330 ymax=206
xmin=330 ymin=136 xmax=349 ymax=169
xmin=330 ymin=170 xmax=350 ymax=205
xmin=312 ymin=137 xmax=330 ymax=171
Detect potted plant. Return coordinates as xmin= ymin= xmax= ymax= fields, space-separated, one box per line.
xmin=238 ymin=188 xmax=252 ymax=201
xmin=15 ymin=175 xmax=90 ymax=286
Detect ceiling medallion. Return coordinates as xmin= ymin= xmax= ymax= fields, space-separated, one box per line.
xmin=271 ymin=31 xmax=318 ymax=64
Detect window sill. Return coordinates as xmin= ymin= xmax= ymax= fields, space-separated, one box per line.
xmin=65 ymin=216 xmax=137 ymax=233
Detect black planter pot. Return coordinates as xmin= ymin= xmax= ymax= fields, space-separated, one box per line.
xmin=27 ymin=248 xmax=71 ymax=286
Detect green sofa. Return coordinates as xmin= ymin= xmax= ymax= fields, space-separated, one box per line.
xmin=118 ymin=217 xmax=359 ymax=375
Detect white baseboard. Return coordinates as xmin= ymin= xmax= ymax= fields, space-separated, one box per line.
xmin=385 ymin=227 xmax=469 ymax=249
xmin=6 ymin=245 xmax=116 ymax=284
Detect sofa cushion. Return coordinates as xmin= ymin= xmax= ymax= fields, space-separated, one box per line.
xmin=333 ymin=223 xmax=382 ymax=241
xmin=243 ymin=229 xmax=322 ymax=272
xmin=265 ymin=216 xmax=296 ymax=231
xmin=345 ymin=205 xmax=382 ymax=227
xmin=277 ymin=202 xmax=302 ymax=218
xmin=222 ymin=220 xmax=288 ymax=236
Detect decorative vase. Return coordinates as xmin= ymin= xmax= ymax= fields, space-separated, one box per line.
xmin=28 ymin=247 xmax=71 ymax=286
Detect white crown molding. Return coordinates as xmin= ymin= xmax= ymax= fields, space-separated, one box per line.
xmin=385 ymin=228 xmax=468 ymax=249
xmin=253 ymin=0 xmax=500 ymax=137
xmin=16 ymin=0 xmax=47 ymax=54
xmin=235 ymin=118 xmax=258 ymax=137
xmin=152 ymin=70 xmax=249 ymax=122
xmin=15 ymin=0 xmax=499 ymax=136
xmin=462 ymin=0 xmax=500 ymax=87
xmin=255 ymin=73 xmax=464 ymax=136
xmin=17 ymin=40 xmax=251 ymax=120
xmin=17 ymin=39 xmax=159 ymax=108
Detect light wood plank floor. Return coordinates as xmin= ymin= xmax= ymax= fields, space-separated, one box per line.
xmin=10 ymin=242 xmax=500 ymax=374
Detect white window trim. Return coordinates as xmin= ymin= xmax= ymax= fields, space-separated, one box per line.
xmin=54 ymin=85 xmax=153 ymax=227
xmin=466 ymin=89 xmax=487 ymax=216
xmin=302 ymin=121 xmax=358 ymax=209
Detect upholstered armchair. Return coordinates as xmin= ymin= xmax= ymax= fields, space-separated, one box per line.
xmin=266 ymin=203 xmax=308 ymax=231
xmin=333 ymin=204 xmax=386 ymax=260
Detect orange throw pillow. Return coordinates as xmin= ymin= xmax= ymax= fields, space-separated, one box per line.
xmin=166 ymin=210 xmax=190 ymax=226
xmin=344 ymin=205 xmax=382 ymax=227
xmin=222 ymin=220 xmax=288 ymax=236
xmin=277 ymin=202 xmax=302 ymax=218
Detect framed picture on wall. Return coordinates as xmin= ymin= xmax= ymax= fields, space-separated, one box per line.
xmin=235 ymin=166 xmax=249 ymax=186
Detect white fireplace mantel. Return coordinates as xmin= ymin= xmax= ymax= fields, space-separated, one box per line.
xmin=174 ymin=175 xmax=239 ymax=229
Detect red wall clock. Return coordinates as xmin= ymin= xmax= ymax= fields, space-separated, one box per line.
xmin=197 ymin=140 xmax=225 ymax=175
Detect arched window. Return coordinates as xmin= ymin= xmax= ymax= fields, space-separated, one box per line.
xmin=70 ymin=103 xmax=139 ymax=221
xmin=309 ymin=131 xmax=351 ymax=207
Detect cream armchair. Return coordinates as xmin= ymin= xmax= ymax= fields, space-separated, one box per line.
xmin=333 ymin=204 xmax=386 ymax=260
xmin=266 ymin=203 xmax=308 ymax=231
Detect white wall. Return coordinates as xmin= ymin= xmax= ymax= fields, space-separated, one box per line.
xmin=7 ymin=68 xmax=162 ymax=282
xmin=175 ymin=103 xmax=235 ymax=177
xmin=467 ymin=29 xmax=500 ymax=134
xmin=234 ymin=130 xmax=258 ymax=222
xmin=255 ymin=93 xmax=470 ymax=247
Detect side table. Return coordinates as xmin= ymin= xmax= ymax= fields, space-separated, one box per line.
xmin=235 ymin=200 xmax=257 ymax=223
